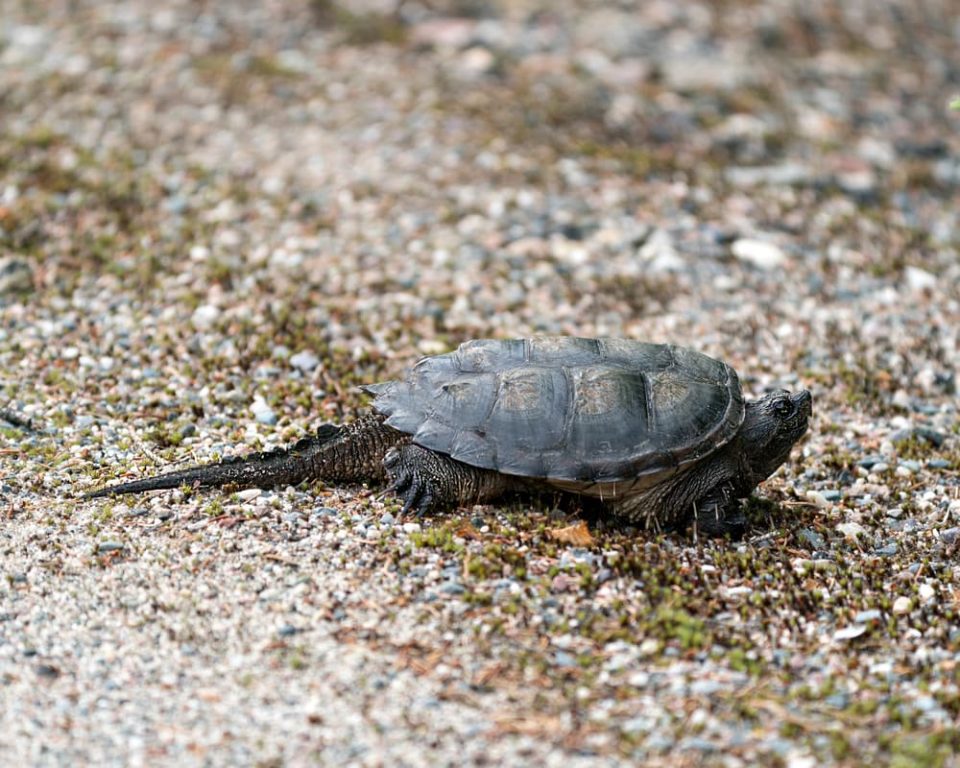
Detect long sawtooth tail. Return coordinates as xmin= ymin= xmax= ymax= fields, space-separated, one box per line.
xmin=83 ymin=424 xmax=343 ymax=499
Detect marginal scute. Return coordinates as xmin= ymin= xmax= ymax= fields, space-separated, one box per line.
xmin=366 ymin=337 xmax=744 ymax=486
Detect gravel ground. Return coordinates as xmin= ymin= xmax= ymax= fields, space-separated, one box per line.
xmin=2 ymin=0 xmax=959 ymax=765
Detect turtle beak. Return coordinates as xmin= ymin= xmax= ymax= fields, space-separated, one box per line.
xmin=793 ymin=390 xmax=813 ymax=417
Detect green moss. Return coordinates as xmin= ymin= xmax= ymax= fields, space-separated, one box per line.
xmin=409 ymin=525 xmax=463 ymax=554
xmin=889 ymin=731 xmax=960 ymax=768
xmin=311 ymin=1 xmax=407 ymax=46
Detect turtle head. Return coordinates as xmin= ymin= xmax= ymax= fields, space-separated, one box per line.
xmin=740 ymin=389 xmax=812 ymax=484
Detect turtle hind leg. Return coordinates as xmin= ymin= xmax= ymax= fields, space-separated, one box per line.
xmin=692 ymin=481 xmax=746 ymax=539
xmin=382 ymin=444 xmax=512 ymax=516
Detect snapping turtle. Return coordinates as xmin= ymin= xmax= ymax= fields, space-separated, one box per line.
xmin=86 ymin=337 xmax=812 ymax=537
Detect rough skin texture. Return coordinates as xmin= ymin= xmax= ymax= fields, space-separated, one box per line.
xmin=86 ymin=388 xmax=811 ymax=538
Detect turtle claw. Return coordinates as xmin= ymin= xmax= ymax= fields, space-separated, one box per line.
xmin=384 ymin=445 xmax=439 ymax=518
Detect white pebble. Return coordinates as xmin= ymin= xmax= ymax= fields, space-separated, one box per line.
xmin=904 ymin=266 xmax=936 ymax=291
xmin=251 ymin=396 xmax=277 ymax=426
xmin=191 ymin=304 xmax=220 ymax=330
xmin=290 ymin=350 xmax=320 ymax=372
xmin=731 ymin=238 xmax=787 ymax=270
xmin=833 ymin=625 xmax=867 ymax=641
xmin=837 ymin=522 xmax=867 ymax=539
xmin=806 ymin=490 xmax=832 ymax=509
xmin=892 ymin=596 xmax=912 ymax=614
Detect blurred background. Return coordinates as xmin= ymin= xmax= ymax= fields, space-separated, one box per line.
xmin=2 ymin=1 xmax=957 ymax=412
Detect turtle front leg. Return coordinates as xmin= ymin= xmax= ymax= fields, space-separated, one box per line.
xmin=692 ymin=482 xmax=746 ymax=539
xmin=383 ymin=444 xmax=511 ymax=516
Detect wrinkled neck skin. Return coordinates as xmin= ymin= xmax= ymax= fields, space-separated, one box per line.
xmin=738 ymin=397 xmax=807 ymax=492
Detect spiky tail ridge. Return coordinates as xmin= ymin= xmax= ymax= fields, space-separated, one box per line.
xmin=83 ymin=415 xmax=405 ymax=499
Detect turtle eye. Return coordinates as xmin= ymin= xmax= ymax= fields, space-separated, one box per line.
xmin=773 ymin=397 xmax=794 ymax=417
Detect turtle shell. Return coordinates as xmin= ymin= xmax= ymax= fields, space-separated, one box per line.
xmin=363 ymin=337 xmax=744 ymax=487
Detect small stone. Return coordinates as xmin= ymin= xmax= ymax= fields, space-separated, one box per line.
xmin=833 ymin=625 xmax=867 ymax=641
xmin=892 ymin=596 xmax=912 ymax=614
xmin=870 ymin=462 xmax=889 ymax=473
xmin=402 ymin=522 xmax=421 ymax=534
xmin=459 ymin=46 xmax=495 ymax=75
xmin=837 ymin=522 xmax=867 ymax=540
xmin=251 ymin=397 xmax=277 ymax=426
xmin=191 ymin=304 xmax=221 ymax=330
xmin=874 ymin=543 xmax=898 ymax=556
xmin=380 ymin=512 xmax=395 ymax=526
xmin=97 ymin=541 xmax=125 ymax=554
xmin=277 ymin=624 xmax=300 ymax=637
xmin=290 ymin=350 xmax=320 ymax=372
xmin=904 ymin=266 xmax=937 ymax=291
xmin=690 ymin=680 xmax=723 ymax=696
xmin=940 ymin=528 xmax=960 ymax=545
xmin=725 ymin=163 xmax=812 ymax=188
xmin=0 ymin=257 xmax=33 ymax=295
xmin=918 ymin=583 xmax=935 ymax=603
xmin=798 ymin=528 xmax=827 ymax=551
xmin=439 ymin=582 xmax=465 ymax=595
xmin=854 ymin=609 xmax=882 ymax=623
xmin=731 ymin=238 xmax=787 ymax=270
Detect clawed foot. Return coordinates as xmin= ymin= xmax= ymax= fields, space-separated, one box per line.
xmin=383 ymin=445 xmax=441 ymax=517
xmin=693 ymin=484 xmax=746 ymax=539
xmin=694 ymin=507 xmax=746 ymax=539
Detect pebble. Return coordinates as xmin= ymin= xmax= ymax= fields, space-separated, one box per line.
xmin=731 ymin=238 xmax=787 ymax=270
xmin=837 ymin=522 xmax=867 ymax=540
xmin=97 ymin=541 xmax=125 ymax=554
xmin=690 ymin=680 xmax=723 ymax=696
xmin=798 ymin=529 xmax=827 ymax=550
xmin=903 ymin=267 xmax=937 ymax=292
xmin=725 ymin=163 xmax=813 ymax=188
xmin=251 ymin=397 xmax=277 ymax=426
xmin=191 ymin=304 xmax=220 ymax=330
xmin=940 ymin=528 xmax=959 ymax=545
xmin=854 ymin=609 xmax=882 ymax=623
xmin=893 ymin=596 xmax=912 ymax=615
xmin=833 ymin=625 xmax=867 ymax=641
xmin=290 ymin=350 xmax=320 ymax=371
xmin=237 ymin=488 xmax=262 ymax=501
xmin=0 ymin=256 xmax=33 ymax=295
